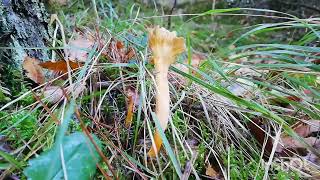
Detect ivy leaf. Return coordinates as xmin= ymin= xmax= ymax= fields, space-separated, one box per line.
xmin=24 ymin=132 xmax=101 ymax=180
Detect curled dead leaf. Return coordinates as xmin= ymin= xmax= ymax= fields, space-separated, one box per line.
xmin=39 ymin=60 xmax=83 ymax=73
xmin=104 ymin=39 xmax=136 ymax=63
xmin=65 ymin=34 xmax=95 ymax=62
xmin=276 ymin=120 xmax=320 ymax=153
xmin=125 ymin=87 xmax=139 ymax=127
xmin=43 ymin=84 xmax=86 ymax=103
xmin=23 ymin=57 xmax=45 ymax=84
xmin=205 ymin=164 xmax=220 ymax=178
xmin=43 ymin=86 xmax=64 ymax=104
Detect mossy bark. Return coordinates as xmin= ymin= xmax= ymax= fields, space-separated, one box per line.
xmin=0 ymin=0 xmax=51 ymax=97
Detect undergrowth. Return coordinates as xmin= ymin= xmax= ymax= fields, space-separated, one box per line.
xmin=1 ymin=0 xmax=320 ymax=179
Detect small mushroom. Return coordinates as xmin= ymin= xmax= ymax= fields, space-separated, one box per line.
xmin=148 ymin=26 xmax=186 ymax=157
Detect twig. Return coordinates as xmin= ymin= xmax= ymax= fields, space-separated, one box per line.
xmin=167 ymin=0 xmax=177 ymax=29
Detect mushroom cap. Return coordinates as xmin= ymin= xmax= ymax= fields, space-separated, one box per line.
xmin=148 ymin=26 xmax=186 ymax=64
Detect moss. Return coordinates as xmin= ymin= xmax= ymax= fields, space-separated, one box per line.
xmin=0 ymin=110 xmax=38 ymax=148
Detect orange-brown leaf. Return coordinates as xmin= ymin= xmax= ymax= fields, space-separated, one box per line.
xmin=205 ymin=164 xmax=219 ymax=178
xmin=125 ymin=87 xmax=139 ymax=127
xmin=116 ymin=41 xmax=124 ymax=49
xmin=39 ymin=60 xmax=83 ymax=73
xmin=23 ymin=57 xmax=45 ymax=84
xmin=148 ymin=130 xmax=163 ymax=157
xmin=125 ymin=47 xmax=135 ymax=60
xmin=125 ymin=96 xmax=134 ymax=128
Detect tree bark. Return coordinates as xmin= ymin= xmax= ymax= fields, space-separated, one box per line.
xmin=0 ymin=0 xmax=50 ymax=96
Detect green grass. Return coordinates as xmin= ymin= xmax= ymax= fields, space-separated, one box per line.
xmin=0 ymin=0 xmax=320 ymax=179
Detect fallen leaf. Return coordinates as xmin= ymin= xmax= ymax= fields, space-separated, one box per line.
xmin=247 ymin=118 xmax=274 ymax=154
xmin=43 ymin=86 xmax=64 ymax=104
xmin=39 ymin=60 xmax=83 ymax=73
xmin=116 ymin=41 xmax=124 ymax=49
xmin=43 ymin=84 xmax=86 ymax=103
xmin=292 ymin=120 xmax=320 ymax=137
xmin=23 ymin=57 xmax=45 ymax=84
xmin=125 ymin=47 xmax=135 ymax=60
xmin=205 ymin=164 xmax=219 ymax=178
xmin=125 ymin=87 xmax=139 ymax=128
xmin=276 ymin=137 xmax=318 ymax=153
xmin=125 ymin=96 xmax=134 ymax=128
xmin=286 ymin=95 xmax=302 ymax=102
xmin=276 ymin=120 xmax=320 ymax=153
xmin=104 ymin=39 xmax=136 ymax=63
xmin=65 ymin=35 xmax=95 ymax=62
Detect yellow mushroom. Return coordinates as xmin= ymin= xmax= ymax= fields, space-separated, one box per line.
xmin=148 ymin=26 xmax=186 ymax=157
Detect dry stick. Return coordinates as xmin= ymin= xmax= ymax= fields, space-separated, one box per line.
xmin=167 ymin=0 xmax=177 ymax=29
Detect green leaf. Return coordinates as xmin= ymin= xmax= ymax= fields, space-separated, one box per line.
xmin=24 ymin=132 xmax=102 ymax=180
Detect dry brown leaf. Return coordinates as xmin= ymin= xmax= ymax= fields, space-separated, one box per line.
xmin=247 ymin=118 xmax=274 ymax=154
xmin=205 ymin=164 xmax=219 ymax=178
xmin=125 ymin=87 xmax=139 ymax=127
xmin=125 ymin=96 xmax=134 ymax=128
xmin=43 ymin=84 xmax=86 ymax=103
xmin=104 ymin=39 xmax=136 ymax=63
xmin=65 ymin=35 xmax=95 ymax=62
xmin=276 ymin=120 xmax=320 ymax=153
xmin=125 ymin=47 xmax=135 ymax=60
xmin=23 ymin=57 xmax=45 ymax=84
xmin=295 ymin=120 xmax=320 ymax=137
xmin=39 ymin=60 xmax=83 ymax=73
xmin=276 ymin=137 xmax=318 ymax=152
xmin=43 ymin=86 xmax=64 ymax=104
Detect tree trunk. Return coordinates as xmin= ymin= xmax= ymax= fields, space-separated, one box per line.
xmin=0 ymin=0 xmax=50 ymax=97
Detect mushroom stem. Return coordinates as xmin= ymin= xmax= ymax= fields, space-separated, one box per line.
xmin=148 ymin=63 xmax=171 ymax=156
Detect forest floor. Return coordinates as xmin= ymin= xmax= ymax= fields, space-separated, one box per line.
xmin=0 ymin=1 xmax=320 ymax=179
